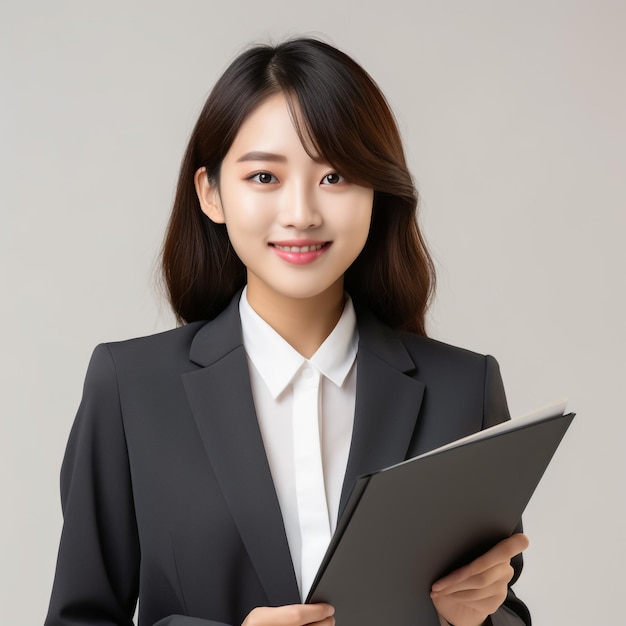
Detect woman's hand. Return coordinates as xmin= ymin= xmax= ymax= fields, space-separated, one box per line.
xmin=430 ymin=533 xmax=529 ymax=626
xmin=242 ymin=603 xmax=334 ymax=626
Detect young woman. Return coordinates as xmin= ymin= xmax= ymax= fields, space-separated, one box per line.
xmin=45 ymin=38 xmax=530 ymax=626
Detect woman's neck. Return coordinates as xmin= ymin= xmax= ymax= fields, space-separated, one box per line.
xmin=244 ymin=280 xmax=346 ymax=359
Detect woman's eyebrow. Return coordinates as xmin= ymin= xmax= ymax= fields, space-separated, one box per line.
xmin=236 ymin=151 xmax=287 ymax=163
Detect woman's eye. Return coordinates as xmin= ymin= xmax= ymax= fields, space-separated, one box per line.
xmin=322 ymin=172 xmax=344 ymax=185
xmin=249 ymin=172 xmax=277 ymax=184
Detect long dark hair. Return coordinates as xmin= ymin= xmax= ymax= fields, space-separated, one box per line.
xmin=162 ymin=38 xmax=435 ymax=335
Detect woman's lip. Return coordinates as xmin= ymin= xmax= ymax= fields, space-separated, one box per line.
xmin=269 ymin=241 xmax=332 ymax=265
xmin=269 ymin=239 xmax=327 ymax=248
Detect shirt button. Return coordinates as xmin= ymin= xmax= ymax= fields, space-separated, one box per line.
xmin=301 ymin=366 xmax=314 ymax=379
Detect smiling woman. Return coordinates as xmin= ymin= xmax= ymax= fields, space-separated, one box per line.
xmin=193 ymin=93 xmax=373 ymax=356
xmin=162 ymin=38 xmax=434 ymax=336
xmin=45 ymin=38 xmax=530 ymax=626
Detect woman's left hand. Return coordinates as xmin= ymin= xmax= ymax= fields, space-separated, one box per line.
xmin=429 ymin=533 xmax=529 ymax=626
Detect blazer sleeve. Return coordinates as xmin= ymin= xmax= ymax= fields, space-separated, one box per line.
xmin=44 ymin=344 xmax=140 ymax=625
xmin=45 ymin=345 xmax=240 ymax=626
xmin=482 ymin=355 xmax=532 ymax=626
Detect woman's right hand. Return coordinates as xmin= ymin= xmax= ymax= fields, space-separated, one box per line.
xmin=242 ymin=604 xmax=334 ymax=626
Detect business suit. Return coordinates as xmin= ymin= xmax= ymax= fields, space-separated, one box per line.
xmin=45 ymin=294 xmax=530 ymax=626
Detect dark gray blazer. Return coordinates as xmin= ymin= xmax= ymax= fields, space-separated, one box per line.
xmin=44 ymin=295 xmax=530 ymax=626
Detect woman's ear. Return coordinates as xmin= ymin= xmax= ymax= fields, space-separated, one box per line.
xmin=194 ymin=167 xmax=225 ymax=224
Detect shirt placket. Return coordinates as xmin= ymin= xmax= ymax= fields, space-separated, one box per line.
xmin=292 ymin=364 xmax=331 ymax=598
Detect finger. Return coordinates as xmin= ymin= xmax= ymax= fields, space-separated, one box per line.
xmin=436 ymin=593 xmax=508 ymax=622
xmin=431 ymin=579 xmax=510 ymax=624
xmin=243 ymin=603 xmax=335 ymax=626
xmin=431 ymin=566 xmax=512 ymax=603
xmin=432 ymin=534 xmax=528 ymax=591
xmin=277 ymin=604 xmax=334 ymax=626
xmin=449 ymin=586 xmax=509 ymax=616
xmin=431 ymin=560 xmax=514 ymax=598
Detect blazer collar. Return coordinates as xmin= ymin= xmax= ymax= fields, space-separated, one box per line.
xmin=188 ymin=292 xmax=245 ymax=367
xmin=187 ymin=292 xmax=418 ymax=373
xmin=183 ymin=294 xmax=425 ymax=602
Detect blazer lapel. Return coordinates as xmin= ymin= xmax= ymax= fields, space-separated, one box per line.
xmin=182 ymin=296 xmax=300 ymax=606
xmin=181 ymin=296 xmax=424 ymax=599
xmin=338 ymin=306 xmax=425 ymax=518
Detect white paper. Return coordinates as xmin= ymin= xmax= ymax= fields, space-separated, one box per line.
xmin=383 ymin=398 xmax=569 ymax=471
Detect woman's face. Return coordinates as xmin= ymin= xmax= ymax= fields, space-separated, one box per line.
xmin=195 ymin=93 xmax=374 ymax=308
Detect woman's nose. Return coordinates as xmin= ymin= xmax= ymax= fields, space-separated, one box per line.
xmin=278 ymin=183 xmax=322 ymax=230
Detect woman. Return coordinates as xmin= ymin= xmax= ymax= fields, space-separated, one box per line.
xmin=45 ymin=38 xmax=530 ymax=626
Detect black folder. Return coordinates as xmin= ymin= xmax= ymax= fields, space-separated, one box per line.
xmin=306 ymin=404 xmax=575 ymax=626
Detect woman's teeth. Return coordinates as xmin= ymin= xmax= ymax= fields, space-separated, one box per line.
xmin=272 ymin=243 xmax=325 ymax=252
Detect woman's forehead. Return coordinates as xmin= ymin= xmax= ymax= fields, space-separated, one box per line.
xmin=226 ymin=93 xmax=324 ymax=164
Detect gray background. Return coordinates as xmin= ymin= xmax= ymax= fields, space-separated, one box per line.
xmin=1 ymin=1 xmax=624 ymax=624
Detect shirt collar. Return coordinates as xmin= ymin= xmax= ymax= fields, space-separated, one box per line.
xmin=239 ymin=287 xmax=358 ymax=399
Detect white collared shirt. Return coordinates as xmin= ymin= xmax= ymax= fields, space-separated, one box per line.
xmin=239 ymin=288 xmax=358 ymax=599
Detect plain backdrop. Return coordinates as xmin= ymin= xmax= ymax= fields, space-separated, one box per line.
xmin=1 ymin=1 xmax=624 ymax=624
